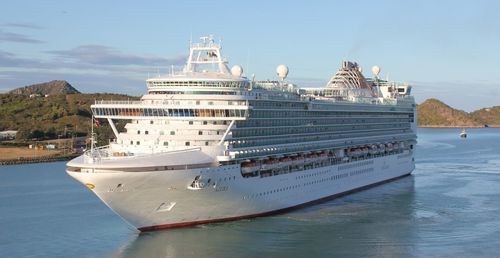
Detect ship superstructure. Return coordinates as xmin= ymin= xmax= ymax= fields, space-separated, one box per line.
xmin=67 ymin=35 xmax=417 ymax=231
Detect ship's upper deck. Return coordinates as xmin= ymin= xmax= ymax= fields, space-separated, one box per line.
xmin=89 ymin=35 xmax=415 ymax=131
xmin=146 ymin=35 xmax=250 ymax=93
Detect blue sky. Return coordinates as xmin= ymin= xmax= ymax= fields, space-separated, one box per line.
xmin=1 ymin=0 xmax=499 ymax=111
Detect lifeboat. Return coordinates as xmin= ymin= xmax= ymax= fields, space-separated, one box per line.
xmin=393 ymin=142 xmax=400 ymax=150
xmin=241 ymin=160 xmax=261 ymax=174
xmin=369 ymin=145 xmax=378 ymax=155
xmin=351 ymin=147 xmax=363 ymax=157
xmin=305 ymin=153 xmax=319 ymax=163
xmin=291 ymin=155 xmax=305 ymax=165
xmin=262 ymin=158 xmax=279 ymax=170
xmin=279 ymin=157 xmax=293 ymax=167
xmin=378 ymin=144 xmax=386 ymax=153
xmin=318 ymin=151 xmax=329 ymax=160
xmin=386 ymin=143 xmax=393 ymax=152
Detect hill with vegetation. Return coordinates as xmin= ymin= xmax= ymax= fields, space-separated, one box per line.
xmin=417 ymin=98 xmax=500 ymax=127
xmin=0 ymin=93 xmax=138 ymax=144
xmin=470 ymin=107 xmax=500 ymax=127
xmin=7 ymin=80 xmax=80 ymax=95
xmin=417 ymin=98 xmax=483 ymax=127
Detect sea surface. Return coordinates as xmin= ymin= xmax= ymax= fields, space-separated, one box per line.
xmin=1 ymin=128 xmax=500 ymax=257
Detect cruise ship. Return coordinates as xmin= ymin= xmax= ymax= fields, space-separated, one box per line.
xmin=66 ymin=35 xmax=417 ymax=231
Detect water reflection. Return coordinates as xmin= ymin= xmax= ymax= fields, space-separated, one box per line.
xmin=112 ymin=176 xmax=416 ymax=258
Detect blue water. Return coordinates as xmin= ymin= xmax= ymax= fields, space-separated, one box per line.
xmin=1 ymin=128 xmax=500 ymax=257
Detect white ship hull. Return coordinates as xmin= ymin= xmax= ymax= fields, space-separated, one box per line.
xmin=67 ymin=151 xmax=414 ymax=231
xmin=66 ymin=36 xmax=418 ymax=231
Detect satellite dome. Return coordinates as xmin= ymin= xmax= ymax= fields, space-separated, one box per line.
xmin=276 ymin=64 xmax=289 ymax=79
xmin=371 ymin=65 xmax=381 ymax=76
xmin=231 ymin=65 xmax=243 ymax=77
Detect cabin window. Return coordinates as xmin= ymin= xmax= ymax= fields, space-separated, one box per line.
xmin=198 ymin=131 xmax=203 ymax=135
xmin=189 ymin=121 xmax=193 ymax=125
xmin=185 ymin=142 xmax=190 ymax=146
xmin=136 ymin=141 xmax=140 ymax=145
xmin=170 ymin=131 xmax=175 ymax=135
xmin=163 ymin=141 xmax=168 ymax=146
xmin=150 ymin=120 xmax=154 ymax=124
xmin=130 ymin=141 xmax=133 ymax=145
xmin=137 ymin=130 xmax=140 ymax=134
xmin=145 ymin=131 xmax=149 ymax=135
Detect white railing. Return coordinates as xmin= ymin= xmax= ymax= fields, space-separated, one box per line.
xmin=94 ymin=100 xmax=249 ymax=106
xmin=95 ymin=100 xmax=143 ymax=105
xmin=83 ymin=145 xmax=111 ymax=163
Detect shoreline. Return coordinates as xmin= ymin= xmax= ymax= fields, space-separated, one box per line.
xmin=418 ymin=126 xmax=500 ymax=128
xmin=0 ymin=154 xmax=78 ymax=166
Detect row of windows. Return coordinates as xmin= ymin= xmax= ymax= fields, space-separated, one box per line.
xmin=349 ymin=168 xmax=374 ymax=176
xmin=232 ymin=123 xmax=409 ymax=138
xmin=312 ymin=103 xmax=413 ymax=113
xmin=250 ymin=110 xmax=412 ymax=118
xmin=242 ymin=184 xmax=302 ymax=200
xmin=150 ymin=90 xmax=239 ymax=95
xmin=127 ymin=140 xmax=211 ymax=146
xmin=141 ymin=99 xmax=246 ymax=106
xmin=250 ymin=101 xmax=413 ymax=112
xmin=303 ymin=173 xmax=349 ymax=186
xmin=339 ymin=160 xmax=374 ymax=171
xmin=93 ymin=107 xmax=247 ymax=118
xmin=147 ymin=80 xmax=250 ymax=88
xmin=132 ymin=129 xmax=222 ymax=136
xmin=231 ymin=128 xmax=411 ymax=150
xmin=242 ymin=171 xmax=354 ymax=200
xmin=133 ymin=120 xmax=229 ymax=126
xmin=237 ymin=116 xmax=410 ymax=128
xmin=296 ymin=168 xmax=330 ymax=179
xmin=250 ymin=100 xmax=308 ymax=110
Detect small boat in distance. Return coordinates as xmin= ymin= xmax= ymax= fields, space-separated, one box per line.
xmin=460 ymin=129 xmax=467 ymax=138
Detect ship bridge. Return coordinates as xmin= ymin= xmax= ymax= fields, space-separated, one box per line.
xmin=146 ymin=35 xmax=250 ymax=95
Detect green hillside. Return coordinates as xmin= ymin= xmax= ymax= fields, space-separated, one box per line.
xmin=470 ymin=106 xmax=500 ymax=127
xmin=7 ymin=80 xmax=80 ymax=95
xmin=417 ymin=98 xmax=499 ymax=127
xmin=0 ymin=93 xmax=138 ymax=142
xmin=417 ymin=98 xmax=482 ymax=127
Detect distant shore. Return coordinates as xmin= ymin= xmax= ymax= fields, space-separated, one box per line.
xmin=0 ymin=154 xmax=78 ymax=165
xmin=418 ymin=126 xmax=500 ymax=128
